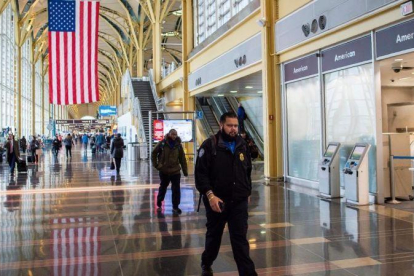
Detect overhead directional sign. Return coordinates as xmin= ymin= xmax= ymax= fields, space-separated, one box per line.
xmin=55 ymin=119 xmax=110 ymax=125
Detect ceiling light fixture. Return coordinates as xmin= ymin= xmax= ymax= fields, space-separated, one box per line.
xmin=230 ymin=90 xmax=238 ymax=93
xmin=217 ymin=94 xmax=224 ymax=97
xmin=395 ymin=59 xmax=404 ymax=62
xmin=245 ymin=86 xmax=253 ymax=89
xmin=399 ymin=77 xmax=412 ymax=81
xmin=257 ymin=91 xmax=263 ymax=94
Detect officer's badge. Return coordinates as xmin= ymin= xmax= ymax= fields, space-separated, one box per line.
xmin=240 ymin=153 xmax=244 ymax=161
xmin=199 ymin=148 xmax=205 ymax=158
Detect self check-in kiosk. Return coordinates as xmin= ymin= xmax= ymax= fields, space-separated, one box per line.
xmin=319 ymin=142 xmax=341 ymax=198
xmin=343 ymin=143 xmax=371 ymax=205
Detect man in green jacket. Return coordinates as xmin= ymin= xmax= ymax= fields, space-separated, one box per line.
xmin=152 ymin=129 xmax=188 ymax=214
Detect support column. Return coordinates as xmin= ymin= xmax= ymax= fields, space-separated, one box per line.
xmin=182 ymin=0 xmax=195 ymax=157
xmin=261 ymin=0 xmax=283 ymax=179
xmin=152 ymin=1 xmax=162 ymax=83
xmin=41 ymin=69 xmax=45 ymax=135
xmin=137 ymin=17 xmax=145 ymax=77
xmin=16 ymin=45 xmax=22 ymax=137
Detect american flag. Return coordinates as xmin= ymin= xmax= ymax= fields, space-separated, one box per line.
xmin=48 ymin=0 xmax=100 ymax=105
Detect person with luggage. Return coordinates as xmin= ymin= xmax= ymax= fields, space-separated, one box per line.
xmin=82 ymin=134 xmax=89 ymax=150
xmin=195 ymin=112 xmax=257 ymax=276
xmin=19 ymin=136 xmax=27 ymax=153
xmin=151 ymin=129 xmax=188 ymax=215
xmin=5 ymin=133 xmax=21 ymax=175
xmin=29 ymin=136 xmax=41 ymax=163
xmin=110 ymin=133 xmax=124 ymax=175
xmin=63 ymin=134 xmax=75 ymax=158
xmin=52 ymin=135 xmax=61 ymax=156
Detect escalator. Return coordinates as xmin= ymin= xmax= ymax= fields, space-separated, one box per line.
xmin=196 ymin=97 xmax=220 ymax=137
xmin=211 ymin=96 xmax=264 ymax=158
xmin=195 ymin=96 xmax=264 ymax=159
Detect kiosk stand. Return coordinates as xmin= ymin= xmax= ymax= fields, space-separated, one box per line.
xmin=319 ymin=142 xmax=341 ymax=198
xmin=343 ymin=143 xmax=371 ymax=205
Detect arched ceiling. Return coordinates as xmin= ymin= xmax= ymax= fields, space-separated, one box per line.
xmin=5 ymin=0 xmax=183 ymax=118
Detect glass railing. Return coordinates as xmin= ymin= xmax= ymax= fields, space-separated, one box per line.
xmin=148 ymin=69 xmax=168 ymax=119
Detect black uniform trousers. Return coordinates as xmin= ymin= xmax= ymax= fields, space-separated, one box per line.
xmin=201 ymin=197 xmax=257 ymax=276
xmin=157 ymin=173 xmax=181 ymax=208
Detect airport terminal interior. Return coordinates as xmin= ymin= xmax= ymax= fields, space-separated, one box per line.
xmin=4 ymin=0 xmax=414 ymax=275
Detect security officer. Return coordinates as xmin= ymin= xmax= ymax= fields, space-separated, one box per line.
xmin=195 ymin=112 xmax=257 ymax=276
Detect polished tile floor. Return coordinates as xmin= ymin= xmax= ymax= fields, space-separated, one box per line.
xmin=1 ymin=145 xmax=414 ymax=275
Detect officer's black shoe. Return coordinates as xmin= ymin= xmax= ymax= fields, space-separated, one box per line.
xmin=173 ymin=208 xmax=182 ymax=214
xmin=201 ymin=266 xmax=213 ymax=276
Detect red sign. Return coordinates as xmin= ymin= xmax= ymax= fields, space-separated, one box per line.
xmin=153 ymin=120 xmax=164 ymax=141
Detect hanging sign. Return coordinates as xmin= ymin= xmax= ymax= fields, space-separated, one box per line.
xmin=284 ymin=54 xmax=319 ymax=82
xmin=321 ymin=35 xmax=372 ymax=73
xmin=376 ymin=18 xmax=414 ymax=59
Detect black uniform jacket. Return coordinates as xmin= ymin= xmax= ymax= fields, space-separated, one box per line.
xmin=195 ymin=132 xmax=252 ymax=202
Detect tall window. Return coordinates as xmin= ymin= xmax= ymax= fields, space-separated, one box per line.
xmin=21 ymin=39 xmax=32 ymax=138
xmin=44 ymin=72 xmax=50 ymax=137
xmin=194 ymin=0 xmax=254 ymax=46
xmin=35 ymin=60 xmax=42 ymax=135
xmin=0 ymin=4 xmax=16 ymax=131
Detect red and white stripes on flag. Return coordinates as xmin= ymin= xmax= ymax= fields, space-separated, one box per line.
xmin=48 ymin=0 xmax=100 ymax=105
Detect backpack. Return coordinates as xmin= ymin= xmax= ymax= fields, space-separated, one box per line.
xmin=196 ymin=134 xmax=217 ymax=212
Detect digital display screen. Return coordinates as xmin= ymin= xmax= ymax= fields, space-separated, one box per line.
xmin=153 ymin=119 xmax=193 ymax=142
xmin=99 ymin=106 xmax=117 ymax=116
xmin=324 ymin=145 xmax=337 ymax=157
xmin=351 ymin=146 xmax=365 ymax=160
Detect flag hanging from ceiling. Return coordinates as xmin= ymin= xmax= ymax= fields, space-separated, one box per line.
xmin=48 ymin=0 xmax=100 ymax=105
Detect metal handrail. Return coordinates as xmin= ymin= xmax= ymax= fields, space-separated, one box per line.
xmin=122 ymin=69 xmax=146 ymax=143
xmin=148 ymin=69 xmax=168 ymax=119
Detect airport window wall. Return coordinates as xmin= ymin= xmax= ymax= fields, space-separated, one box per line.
xmin=35 ymin=61 xmax=43 ymax=136
xmin=44 ymin=73 xmax=50 ymax=136
xmin=194 ymin=0 xmax=254 ymax=46
xmin=0 ymin=4 xmax=15 ymax=131
xmin=21 ymin=39 xmax=33 ymax=139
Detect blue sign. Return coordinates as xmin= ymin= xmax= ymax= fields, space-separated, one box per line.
xmin=196 ymin=111 xmax=203 ymax=119
xmin=99 ymin=106 xmax=117 ymax=116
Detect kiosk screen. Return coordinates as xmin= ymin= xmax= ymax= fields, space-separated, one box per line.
xmin=324 ymin=145 xmax=337 ymax=157
xmin=350 ymin=146 xmax=365 ymax=160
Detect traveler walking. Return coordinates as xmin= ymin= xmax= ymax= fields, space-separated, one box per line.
xmin=152 ymin=129 xmax=188 ymax=214
xmin=52 ymin=135 xmax=61 ymax=156
xmin=63 ymin=134 xmax=74 ymax=158
xmin=110 ymin=133 xmax=124 ymax=175
xmin=195 ymin=112 xmax=257 ymax=276
xmin=19 ymin=136 xmax=27 ymax=153
xmin=5 ymin=133 xmax=20 ymax=175
xmin=82 ymin=134 xmax=89 ymax=150
xmin=30 ymin=136 xmax=41 ymax=163
xmin=237 ymin=103 xmax=246 ymax=132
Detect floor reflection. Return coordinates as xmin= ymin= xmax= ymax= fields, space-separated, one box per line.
xmin=1 ymin=146 xmax=414 ymax=275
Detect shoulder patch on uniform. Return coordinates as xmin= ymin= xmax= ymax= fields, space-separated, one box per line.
xmin=199 ymin=148 xmax=205 ymax=158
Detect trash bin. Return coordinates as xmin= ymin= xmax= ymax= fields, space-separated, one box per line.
xmin=127 ymin=142 xmax=139 ymax=161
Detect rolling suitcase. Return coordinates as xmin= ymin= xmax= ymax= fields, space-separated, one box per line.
xmin=17 ymin=159 xmax=28 ymax=172
xmin=27 ymin=155 xmax=34 ymax=163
